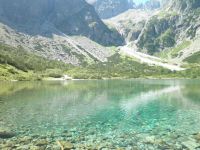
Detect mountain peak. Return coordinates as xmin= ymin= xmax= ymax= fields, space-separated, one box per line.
xmin=92 ymin=0 xmax=161 ymax=19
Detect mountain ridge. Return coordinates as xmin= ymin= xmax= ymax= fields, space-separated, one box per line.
xmin=92 ymin=0 xmax=161 ymax=19
xmin=0 ymin=0 xmax=124 ymax=46
xmin=105 ymin=0 xmax=200 ymax=63
xmin=0 ymin=0 xmax=200 ymax=80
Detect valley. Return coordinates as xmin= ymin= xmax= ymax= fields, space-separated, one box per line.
xmin=0 ymin=0 xmax=200 ymax=81
xmin=1 ymin=1 xmax=200 ymax=150
xmin=120 ymin=45 xmax=185 ymax=71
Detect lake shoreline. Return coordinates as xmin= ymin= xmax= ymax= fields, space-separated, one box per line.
xmin=1 ymin=79 xmax=200 ymax=150
xmin=0 ymin=76 xmax=197 ymax=82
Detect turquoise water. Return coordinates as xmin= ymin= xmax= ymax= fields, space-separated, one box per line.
xmin=0 ymin=80 xmax=200 ymax=149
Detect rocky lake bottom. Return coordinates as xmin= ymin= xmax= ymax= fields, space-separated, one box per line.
xmin=0 ymin=80 xmax=200 ymax=150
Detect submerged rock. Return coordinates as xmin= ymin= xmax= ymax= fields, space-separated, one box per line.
xmin=0 ymin=130 xmax=15 ymax=139
xmin=194 ymin=132 xmax=200 ymax=141
xmin=144 ymin=136 xmax=156 ymax=144
xmin=35 ymin=139 xmax=48 ymax=146
xmin=57 ymin=141 xmax=74 ymax=150
xmin=182 ymin=140 xmax=200 ymax=150
xmin=17 ymin=145 xmax=30 ymax=149
xmin=19 ymin=136 xmax=32 ymax=144
xmin=29 ymin=145 xmax=40 ymax=150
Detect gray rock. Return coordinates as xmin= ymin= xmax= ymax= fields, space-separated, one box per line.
xmin=182 ymin=140 xmax=200 ymax=150
xmin=144 ymin=136 xmax=156 ymax=144
xmin=0 ymin=130 xmax=15 ymax=139
xmin=51 ymin=145 xmax=61 ymax=150
xmin=92 ymin=0 xmax=135 ymax=19
xmin=19 ymin=136 xmax=32 ymax=144
xmin=17 ymin=145 xmax=30 ymax=150
xmin=29 ymin=145 xmax=41 ymax=150
xmin=35 ymin=139 xmax=48 ymax=146
xmin=194 ymin=132 xmax=200 ymax=142
xmin=59 ymin=141 xmax=74 ymax=150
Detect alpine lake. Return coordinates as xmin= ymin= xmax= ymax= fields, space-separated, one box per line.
xmin=0 ymin=79 xmax=200 ymax=150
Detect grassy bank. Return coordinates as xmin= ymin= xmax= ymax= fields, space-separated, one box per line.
xmin=0 ymin=44 xmax=72 ymax=81
xmin=1 ymin=44 xmax=200 ymax=81
xmin=67 ymin=54 xmax=173 ymax=79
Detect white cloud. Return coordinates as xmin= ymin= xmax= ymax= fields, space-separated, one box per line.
xmin=85 ymin=0 xmax=97 ymax=4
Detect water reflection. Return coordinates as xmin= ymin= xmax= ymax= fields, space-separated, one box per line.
xmin=0 ymin=80 xmax=200 ymax=135
xmin=121 ymin=85 xmax=181 ymax=114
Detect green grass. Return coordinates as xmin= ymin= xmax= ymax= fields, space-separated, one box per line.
xmin=0 ymin=44 xmax=72 ymax=81
xmin=67 ymin=52 xmax=200 ymax=79
xmin=158 ymin=41 xmax=191 ymax=59
xmin=67 ymin=53 xmax=174 ymax=79
xmin=0 ymin=64 xmax=41 ymax=81
xmin=170 ymin=41 xmax=191 ymax=58
xmin=184 ymin=51 xmax=200 ymax=63
xmin=107 ymin=46 xmax=119 ymax=53
xmin=156 ymin=50 xmax=168 ymax=59
xmin=0 ymin=44 xmax=72 ymax=72
xmin=157 ymin=11 xmax=178 ymax=18
xmin=1 ymin=43 xmax=200 ymax=81
xmin=178 ymin=64 xmax=200 ymax=79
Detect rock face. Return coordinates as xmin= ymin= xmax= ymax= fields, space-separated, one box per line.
xmin=137 ymin=15 xmax=177 ymax=54
xmin=0 ymin=0 xmax=124 ymax=46
xmin=92 ymin=0 xmax=161 ymax=19
xmin=104 ymin=9 xmax=152 ymax=43
xmin=170 ymin=0 xmax=200 ymax=12
xmin=137 ymin=0 xmax=161 ymax=10
xmin=0 ymin=23 xmax=115 ymax=65
xmin=105 ymin=0 xmax=200 ymax=61
xmin=144 ymin=0 xmax=161 ymax=10
xmin=92 ymin=0 xmax=135 ymax=19
xmin=136 ymin=0 xmax=200 ymax=54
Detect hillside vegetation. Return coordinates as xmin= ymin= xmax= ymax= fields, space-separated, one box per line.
xmin=0 ymin=44 xmax=71 ymax=80
xmin=0 ymin=0 xmax=200 ymax=80
xmin=0 ymin=45 xmax=174 ymax=80
xmin=1 ymin=44 xmax=200 ymax=80
xmin=67 ymin=53 xmax=173 ymax=79
xmin=184 ymin=52 xmax=200 ymax=64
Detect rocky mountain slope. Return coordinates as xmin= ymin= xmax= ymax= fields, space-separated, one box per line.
xmin=136 ymin=0 xmax=161 ymax=10
xmin=104 ymin=9 xmax=154 ymax=43
xmin=136 ymin=0 xmax=200 ymax=60
xmin=0 ymin=0 xmax=124 ymax=46
xmin=105 ymin=0 xmax=200 ymax=64
xmin=0 ymin=0 xmax=126 ymax=66
xmin=91 ymin=0 xmax=135 ymax=19
xmin=0 ymin=23 xmax=115 ymax=65
xmin=0 ymin=0 xmax=199 ymax=72
xmin=92 ymin=0 xmax=161 ymax=19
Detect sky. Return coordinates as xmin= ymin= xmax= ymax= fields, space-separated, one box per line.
xmin=86 ymin=0 xmax=149 ymax=5
xmin=133 ymin=0 xmax=149 ymax=4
